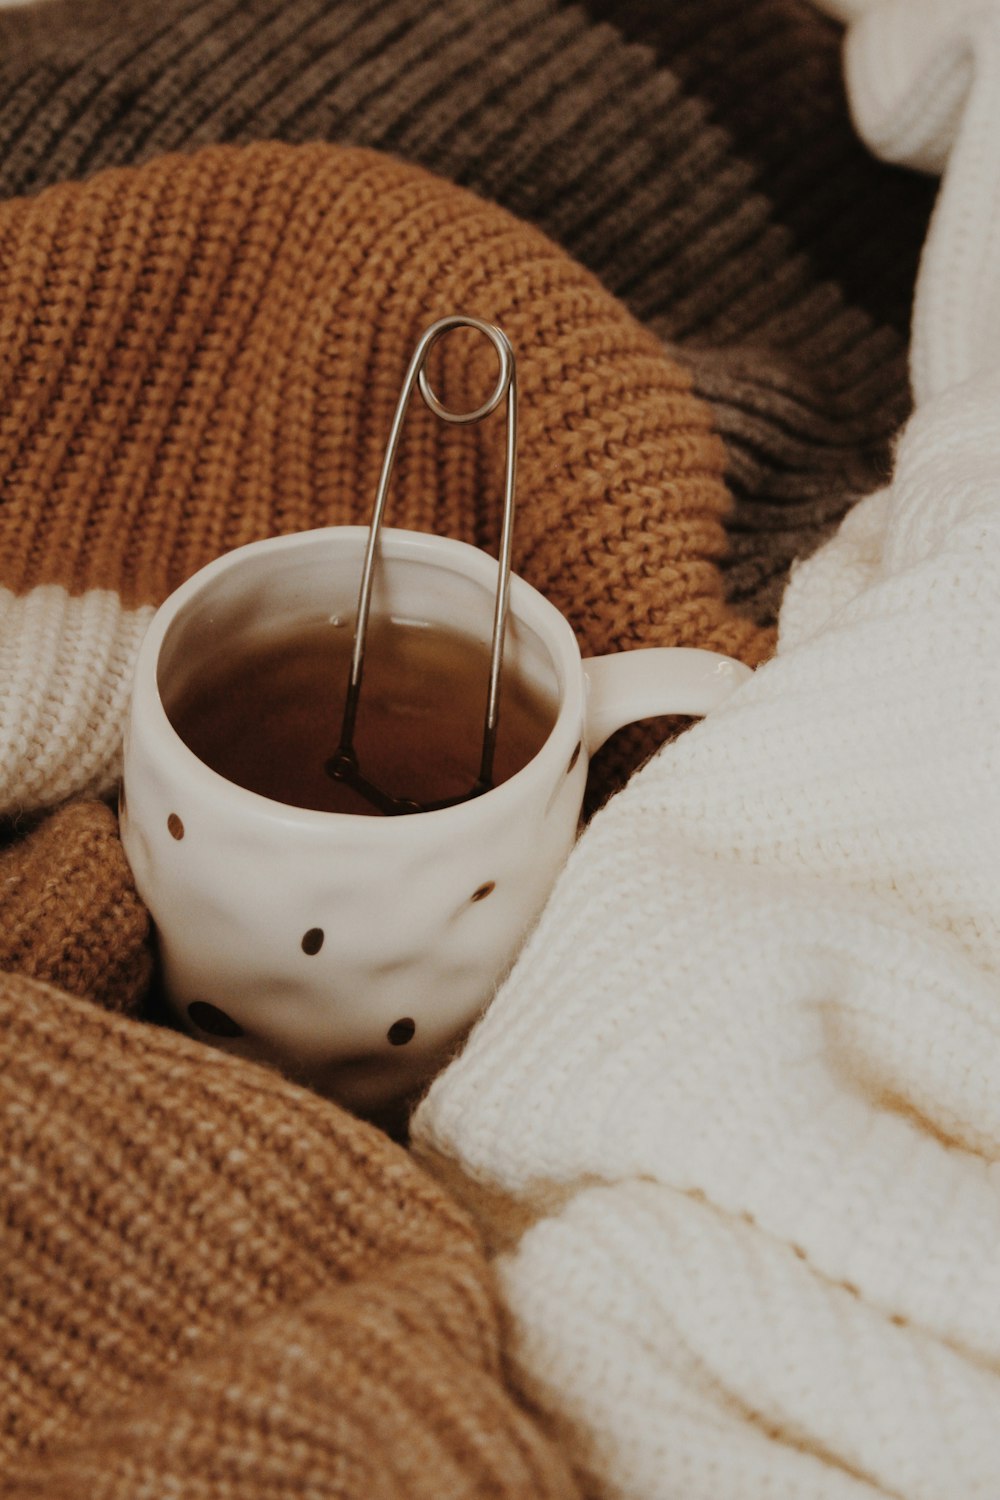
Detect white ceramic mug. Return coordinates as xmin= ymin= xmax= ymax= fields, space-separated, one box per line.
xmin=120 ymin=526 xmax=750 ymax=1110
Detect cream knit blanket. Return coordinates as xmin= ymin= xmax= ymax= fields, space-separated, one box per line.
xmin=412 ymin=4 xmax=1000 ymax=1495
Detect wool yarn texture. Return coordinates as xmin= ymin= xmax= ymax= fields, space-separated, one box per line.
xmin=0 ymin=781 xmax=577 ymax=1493
xmin=0 ymin=799 xmax=152 ymax=1013
xmin=0 ymin=971 xmax=580 ymax=1498
xmin=0 ymin=0 xmax=934 ymax=625
xmin=0 ymin=138 xmax=770 ymax=817
xmin=0 ymin=5 xmax=977 ymax=1498
xmin=411 ymin=3 xmax=1000 ymax=1496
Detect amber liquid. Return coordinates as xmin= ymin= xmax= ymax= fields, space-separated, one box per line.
xmin=166 ymin=615 xmax=557 ymax=815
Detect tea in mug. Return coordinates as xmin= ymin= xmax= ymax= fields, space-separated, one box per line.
xmin=166 ymin=614 xmax=557 ymax=815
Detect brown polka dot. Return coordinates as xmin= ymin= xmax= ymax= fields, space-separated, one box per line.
xmin=188 ymin=1001 xmax=243 ymax=1037
xmin=842 ymin=1282 xmax=859 ymax=1298
xmin=387 ymin=1017 xmax=416 ymax=1046
xmin=567 ymin=742 xmax=582 ymax=775
xmin=792 ymin=1244 xmax=806 ymax=1260
xmin=301 ymin=928 xmax=324 ymax=956
xmin=471 ymin=881 xmax=495 ymax=902
xmin=890 ymin=1313 xmax=907 ymax=1327
xmin=167 ymin=813 xmax=184 ymax=840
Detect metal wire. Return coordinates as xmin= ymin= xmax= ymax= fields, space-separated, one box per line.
xmin=326 ymin=315 xmax=518 ymax=814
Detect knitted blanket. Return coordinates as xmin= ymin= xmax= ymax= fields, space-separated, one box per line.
xmin=0 ymin=0 xmax=932 ymax=819
xmin=413 ymin=3 xmax=1000 ymax=1495
xmin=0 ymin=1 xmax=970 ymax=1496
xmin=0 ymin=0 xmax=934 ymax=626
xmin=0 ymin=842 xmax=578 ymax=1497
xmin=0 ymin=138 xmax=771 ymax=816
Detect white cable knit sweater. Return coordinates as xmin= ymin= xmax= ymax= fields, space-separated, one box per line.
xmin=412 ymin=4 xmax=1000 ymax=1495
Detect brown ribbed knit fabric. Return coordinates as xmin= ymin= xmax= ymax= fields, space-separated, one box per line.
xmin=0 ymin=974 xmax=580 ymax=1497
xmin=0 ymin=0 xmax=936 ymax=622
xmin=0 ymin=139 xmax=767 ymax=815
xmin=0 ymin=800 xmax=151 ymax=1012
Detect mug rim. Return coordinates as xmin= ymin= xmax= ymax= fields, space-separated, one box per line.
xmin=129 ymin=525 xmax=586 ymax=831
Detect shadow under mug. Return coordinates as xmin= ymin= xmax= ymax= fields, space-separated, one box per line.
xmin=120 ymin=526 xmax=751 ymax=1110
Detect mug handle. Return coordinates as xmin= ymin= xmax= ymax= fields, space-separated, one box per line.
xmin=582 ymin=648 xmax=752 ymax=754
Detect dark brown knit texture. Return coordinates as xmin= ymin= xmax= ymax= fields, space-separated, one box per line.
xmin=0 ymin=800 xmax=151 ymax=1013
xmin=0 ymin=0 xmax=935 ymax=623
xmin=0 ymin=975 xmax=580 ymax=1497
xmin=586 ymin=0 xmax=928 ymax=339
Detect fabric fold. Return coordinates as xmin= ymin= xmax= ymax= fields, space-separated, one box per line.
xmin=0 ymin=139 xmax=771 ymax=816
xmin=839 ymin=0 xmax=1000 ymax=401
xmin=412 ymin=6 xmax=1000 ymax=1494
xmin=0 ymin=0 xmax=935 ymax=623
xmin=0 ymin=973 xmax=580 ymax=1498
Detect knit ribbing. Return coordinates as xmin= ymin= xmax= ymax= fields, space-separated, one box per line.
xmin=0 ymin=141 xmax=735 ymax=619
xmin=410 ymin=6 xmax=1000 ymax=1488
xmin=0 ymin=0 xmax=934 ymax=623
xmin=590 ymin=0 xmax=929 ymax=337
xmin=414 ymin=363 xmax=1000 ymax=1496
xmin=0 ymin=974 xmax=579 ymax=1496
xmin=0 ymin=140 xmax=768 ymax=814
xmin=0 ymin=587 xmax=152 ymax=814
xmin=0 ymin=799 xmax=151 ymax=1012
